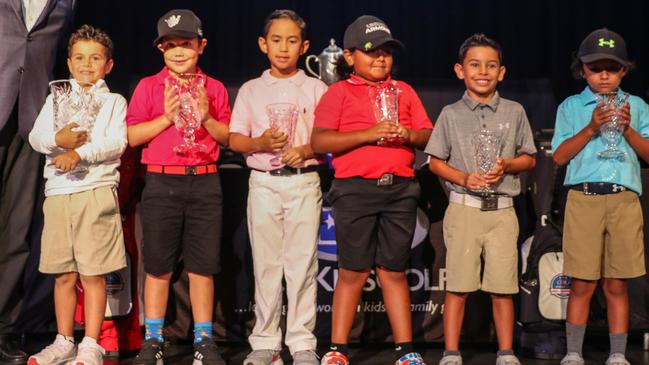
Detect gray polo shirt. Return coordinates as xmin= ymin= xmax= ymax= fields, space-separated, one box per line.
xmin=425 ymin=91 xmax=537 ymax=197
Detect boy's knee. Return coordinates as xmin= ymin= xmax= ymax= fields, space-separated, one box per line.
xmin=338 ymin=268 xmax=370 ymax=286
xmin=79 ymin=274 xmax=105 ymax=287
xmin=376 ymin=267 xmax=406 ymax=283
xmin=55 ymin=272 xmax=78 ymax=287
xmin=603 ymin=278 xmax=628 ymax=297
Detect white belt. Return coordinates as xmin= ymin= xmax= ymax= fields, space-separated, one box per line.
xmin=449 ymin=191 xmax=513 ymax=209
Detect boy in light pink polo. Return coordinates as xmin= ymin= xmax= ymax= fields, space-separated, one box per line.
xmin=228 ymin=9 xmax=327 ymax=365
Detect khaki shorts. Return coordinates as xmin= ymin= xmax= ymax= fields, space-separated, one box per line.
xmin=443 ymin=203 xmax=519 ymax=294
xmin=40 ymin=185 xmax=126 ymax=276
xmin=563 ymin=190 xmax=645 ymax=280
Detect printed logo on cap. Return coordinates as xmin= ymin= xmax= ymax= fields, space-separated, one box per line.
xmin=164 ymin=15 xmax=181 ymax=28
xmin=598 ymin=38 xmax=615 ymax=48
xmin=550 ymin=273 xmax=571 ymax=299
xmin=364 ymin=41 xmax=373 ymax=51
xmin=365 ymin=21 xmax=391 ymax=35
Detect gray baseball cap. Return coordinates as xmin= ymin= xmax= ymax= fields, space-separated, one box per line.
xmin=577 ymin=28 xmax=630 ymax=66
xmin=343 ymin=15 xmax=404 ymax=52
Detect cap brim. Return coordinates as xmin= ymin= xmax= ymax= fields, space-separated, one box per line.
xmin=152 ymin=30 xmax=200 ymax=47
xmin=580 ymin=53 xmax=630 ymax=67
xmin=369 ymin=38 xmax=405 ymax=51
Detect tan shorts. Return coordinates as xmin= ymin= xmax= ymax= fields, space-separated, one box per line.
xmin=443 ymin=203 xmax=519 ymax=294
xmin=40 ymin=185 xmax=126 ymax=276
xmin=563 ymin=190 xmax=645 ymax=280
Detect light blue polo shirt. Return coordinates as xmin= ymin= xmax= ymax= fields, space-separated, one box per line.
xmin=551 ymin=87 xmax=649 ymax=194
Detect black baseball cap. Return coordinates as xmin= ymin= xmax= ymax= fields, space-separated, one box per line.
xmin=153 ymin=9 xmax=203 ymax=47
xmin=577 ymin=28 xmax=630 ymax=66
xmin=343 ymin=15 xmax=404 ymax=52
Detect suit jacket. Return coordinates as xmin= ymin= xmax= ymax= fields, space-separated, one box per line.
xmin=0 ymin=0 xmax=76 ymax=138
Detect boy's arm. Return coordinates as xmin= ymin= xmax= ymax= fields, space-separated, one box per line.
xmin=428 ymin=156 xmax=487 ymax=191
xmin=229 ymin=131 xmax=287 ymax=154
xmin=75 ymin=96 xmax=128 ymax=164
xmin=198 ymin=86 xmax=229 ymax=146
xmin=311 ymin=122 xmax=400 ymax=154
xmin=403 ymin=128 xmax=432 ymax=150
xmin=127 ymin=85 xmax=178 ymax=147
xmin=622 ymin=102 xmax=649 ymax=163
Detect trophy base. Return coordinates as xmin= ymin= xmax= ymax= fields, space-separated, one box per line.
xmin=377 ymin=136 xmax=406 ymax=146
xmin=174 ymin=143 xmax=207 ymax=155
xmin=598 ymin=149 xmax=626 ymax=161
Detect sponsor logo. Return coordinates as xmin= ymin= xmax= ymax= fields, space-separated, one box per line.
xmin=164 ymin=15 xmax=181 ymax=28
xmin=598 ymin=38 xmax=615 ymax=48
xmin=105 ymin=272 xmax=124 ymax=295
xmin=550 ymin=274 xmax=571 ymax=299
xmin=365 ymin=22 xmax=391 ymax=35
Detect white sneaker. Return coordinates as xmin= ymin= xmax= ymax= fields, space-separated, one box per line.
xmin=70 ymin=338 xmax=105 ymax=365
xmin=438 ymin=354 xmax=462 ymax=365
xmin=293 ymin=350 xmax=319 ymax=365
xmin=495 ymin=354 xmax=521 ymax=365
xmin=560 ymin=352 xmax=585 ymax=365
xmin=243 ymin=349 xmax=283 ymax=365
xmin=27 ymin=334 xmax=76 ymax=365
xmin=606 ymin=353 xmax=630 ymax=365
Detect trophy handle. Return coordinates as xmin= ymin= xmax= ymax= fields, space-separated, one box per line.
xmin=305 ymin=55 xmax=321 ymax=79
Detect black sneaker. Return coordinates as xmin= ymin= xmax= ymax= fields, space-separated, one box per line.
xmin=192 ymin=338 xmax=225 ymax=365
xmin=134 ymin=338 xmax=164 ymax=365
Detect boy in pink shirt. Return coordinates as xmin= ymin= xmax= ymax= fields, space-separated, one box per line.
xmin=229 ymin=9 xmax=327 ymax=365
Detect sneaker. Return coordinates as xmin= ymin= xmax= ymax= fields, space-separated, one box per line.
xmin=71 ymin=340 xmax=105 ymax=365
xmin=395 ymin=352 xmax=426 ymax=365
xmin=27 ymin=334 xmax=76 ymax=365
xmin=438 ymin=354 xmax=462 ymax=365
xmin=606 ymin=353 xmax=631 ymax=365
xmin=495 ymin=354 xmax=520 ymax=365
xmin=560 ymin=352 xmax=585 ymax=365
xmin=293 ymin=350 xmax=319 ymax=365
xmin=320 ymin=351 xmax=348 ymax=365
xmin=192 ymin=338 xmax=225 ymax=365
xmin=133 ymin=338 xmax=164 ymax=365
xmin=243 ymin=349 xmax=283 ymax=365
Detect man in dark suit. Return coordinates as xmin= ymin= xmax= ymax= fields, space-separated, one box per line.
xmin=0 ymin=0 xmax=75 ymax=363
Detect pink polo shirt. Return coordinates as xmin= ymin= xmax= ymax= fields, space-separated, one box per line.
xmin=229 ymin=69 xmax=327 ymax=171
xmin=314 ymin=74 xmax=432 ymax=179
xmin=126 ymin=67 xmax=231 ymax=166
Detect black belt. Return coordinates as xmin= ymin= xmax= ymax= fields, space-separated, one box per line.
xmin=569 ymin=182 xmax=627 ymax=195
xmin=254 ymin=165 xmax=318 ymax=176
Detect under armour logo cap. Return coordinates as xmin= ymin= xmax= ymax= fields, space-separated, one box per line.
xmin=577 ymin=28 xmax=629 ymax=66
xmin=343 ymin=15 xmax=404 ymax=51
xmin=153 ymin=9 xmax=203 ymax=47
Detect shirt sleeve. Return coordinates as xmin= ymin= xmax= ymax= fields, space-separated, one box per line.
xmin=28 ymin=95 xmax=59 ymax=155
xmin=209 ymin=80 xmax=231 ymax=125
xmin=401 ymin=82 xmax=433 ymax=130
xmin=75 ymin=95 xmax=128 ymax=164
xmin=125 ymin=80 xmax=153 ymax=126
xmin=424 ymin=107 xmax=451 ymax=160
xmin=633 ymin=96 xmax=649 ymax=138
xmin=515 ymin=106 xmax=537 ymax=155
xmin=228 ymin=83 xmax=252 ymax=136
xmin=313 ymin=83 xmax=344 ymax=130
xmin=551 ymin=101 xmax=574 ymax=151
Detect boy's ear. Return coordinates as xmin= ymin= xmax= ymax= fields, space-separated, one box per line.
xmin=198 ymin=38 xmax=207 ymax=55
xmin=300 ymin=40 xmax=310 ymax=55
xmin=104 ymin=58 xmax=114 ymax=76
xmin=67 ymin=58 xmax=73 ymax=74
xmin=258 ymin=36 xmax=269 ymax=54
xmin=497 ymin=65 xmax=506 ymax=82
xmin=453 ymin=63 xmax=465 ymax=80
xmin=156 ymin=43 xmax=165 ymax=53
xmin=343 ymin=49 xmax=354 ymax=67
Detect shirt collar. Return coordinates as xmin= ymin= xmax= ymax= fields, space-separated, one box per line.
xmin=462 ymin=91 xmax=500 ymax=111
xmin=155 ymin=66 xmax=205 ymax=85
xmin=579 ymin=86 xmax=626 ymax=106
xmin=261 ymin=69 xmax=307 ymax=86
xmin=346 ymin=73 xmax=393 ymax=86
xmin=70 ymin=78 xmax=109 ymax=94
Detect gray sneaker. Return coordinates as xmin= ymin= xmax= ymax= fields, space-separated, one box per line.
xmin=606 ymin=353 xmax=630 ymax=365
xmin=71 ymin=340 xmax=105 ymax=365
xmin=560 ymin=352 xmax=585 ymax=365
xmin=438 ymin=354 xmax=462 ymax=365
xmin=495 ymin=354 xmax=521 ymax=365
xmin=28 ymin=334 xmax=76 ymax=365
xmin=293 ymin=350 xmax=319 ymax=365
xmin=243 ymin=350 xmax=283 ymax=365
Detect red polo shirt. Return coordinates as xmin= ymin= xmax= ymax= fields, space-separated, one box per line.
xmin=314 ymin=74 xmax=432 ymax=178
xmin=126 ymin=67 xmax=231 ymax=166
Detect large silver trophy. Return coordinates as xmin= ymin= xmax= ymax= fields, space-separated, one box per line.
xmin=472 ymin=129 xmax=503 ymax=196
xmin=596 ymin=92 xmax=629 ymax=160
xmin=166 ymin=73 xmax=207 ymax=154
xmin=370 ymin=83 xmax=404 ymax=146
xmin=265 ymin=103 xmax=299 ymax=166
xmin=49 ymin=79 xmax=103 ymax=173
xmin=305 ymin=38 xmax=343 ymax=85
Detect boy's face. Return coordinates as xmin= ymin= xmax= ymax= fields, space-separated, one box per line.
xmin=343 ymin=46 xmax=393 ymax=83
xmin=454 ymin=46 xmax=505 ymax=103
xmin=582 ymin=59 xmax=627 ymax=94
xmin=67 ymin=40 xmax=113 ymax=86
xmin=258 ymin=18 xmax=309 ymax=78
xmin=157 ymin=36 xmax=207 ymax=75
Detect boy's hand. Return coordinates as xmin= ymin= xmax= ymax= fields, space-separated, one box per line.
xmin=256 ymin=128 xmax=288 ymax=153
xmin=484 ymin=157 xmax=506 ymax=185
xmin=587 ymin=102 xmax=616 ymax=134
xmin=52 ymin=150 xmax=81 ymax=172
xmin=197 ymin=86 xmax=211 ymax=123
xmin=617 ymin=103 xmax=632 ymax=134
xmin=163 ymin=84 xmax=180 ymax=125
xmin=464 ymin=172 xmax=488 ymax=191
xmin=281 ymin=146 xmax=306 ymax=167
xmin=364 ymin=121 xmax=399 ymax=144
xmin=55 ymin=123 xmax=87 ymax=149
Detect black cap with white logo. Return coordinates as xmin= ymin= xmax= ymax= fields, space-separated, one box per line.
xmin=343 ymin=15 xmax=404 ymax=52
xmin=577 ymin=28 xmax=630 ymax=66
xmin=153 ymin=9 xmax=203 ymax=47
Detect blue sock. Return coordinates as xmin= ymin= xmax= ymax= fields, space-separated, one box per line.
xmin=144 ymin=317 xmax=164 ymax=343
xmin=194 ymin=321 xmax=213 ymax=344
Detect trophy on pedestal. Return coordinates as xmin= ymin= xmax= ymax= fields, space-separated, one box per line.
xmin=166 ymin=73 xmax=207 ymax=155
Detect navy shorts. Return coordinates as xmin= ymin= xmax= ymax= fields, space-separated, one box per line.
xmin=327 ymin=177 xmax=420 ymax=272
xmin=141 ymin=172 xmax=223 ymax=276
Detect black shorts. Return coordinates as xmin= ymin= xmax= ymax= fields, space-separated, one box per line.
xmin=327 ymin=177 xmax=420 ymax=272
xmin=141 ymin=172 xmax=223 ymax=276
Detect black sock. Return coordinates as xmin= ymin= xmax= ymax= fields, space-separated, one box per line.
xmin=330 ymin=343 xmax=348 ymax=355
xmin=395 ymin=342 xmax=414 ymax=358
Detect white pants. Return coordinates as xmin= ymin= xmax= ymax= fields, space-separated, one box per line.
xmin=247 ymin=170 xmax=322 ymax=353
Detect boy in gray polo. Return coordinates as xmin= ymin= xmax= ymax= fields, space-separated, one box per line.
xmin=425 ymin=34 xmax=536 ymax=365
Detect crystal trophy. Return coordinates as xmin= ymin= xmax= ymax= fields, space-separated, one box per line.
xmin=166 ymin=73 xmax=207 ymax=154
xmin=370 ymin=83 xmax=404 ymax=146
xmin=265 ymin=103 xmax=299 ymax=166
xmin=596 ymin=92 xmax=629 ymax=160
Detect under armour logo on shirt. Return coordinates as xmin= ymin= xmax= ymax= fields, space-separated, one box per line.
xmin=598 ymin=38 xmax=615 ymax=48
xmin=164 ymin=15 xmax=181 ymax=28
